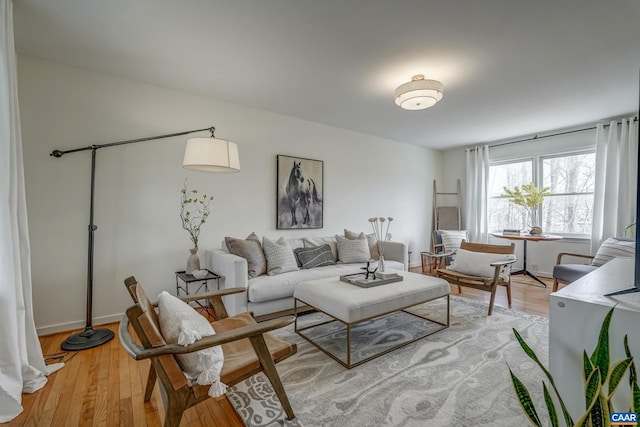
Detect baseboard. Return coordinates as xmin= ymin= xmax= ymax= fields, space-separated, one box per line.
xmin=36 ymin=313 xmax=123 ymax=337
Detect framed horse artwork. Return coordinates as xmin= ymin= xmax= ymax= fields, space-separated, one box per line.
xmin=277 ymin=155 xmax=323 ymax=229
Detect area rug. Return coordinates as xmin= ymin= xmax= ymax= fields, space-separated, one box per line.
xmin=227 ymin=296 xmax=550 ymax=426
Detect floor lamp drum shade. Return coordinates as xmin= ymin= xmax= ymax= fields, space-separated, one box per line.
xmin=183 ymin=138 xmax=240 ymax=172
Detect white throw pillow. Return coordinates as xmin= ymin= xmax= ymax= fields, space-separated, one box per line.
xmin=303 ymin=236 xmax=338 ymax=261
xmin=591 ymin=237 xmax=635 ymax=267
xmin=439 ymin=230 xmax=468 ymax=252
xmin=157 ymin=291 xmax=226 ymax=397
xmin=263 ymin=237 xmax=299 ymax=275
xmin=447 ymin=248 xmax=516 ymax=280
xmin=336 ymin=234 xmax=371 ymax=263
xmin=344 ymin=228 xmax=380 ymax=260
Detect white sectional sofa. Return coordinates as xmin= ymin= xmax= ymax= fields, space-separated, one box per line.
xmin=207 ymin=235 xmax=408 ymax=319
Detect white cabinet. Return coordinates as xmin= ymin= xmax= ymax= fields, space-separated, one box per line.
xmin=550 ymin=258 xmax=640 ymax=418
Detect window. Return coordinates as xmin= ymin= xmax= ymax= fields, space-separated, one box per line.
xmin=541 ymin=152 xmax=595 ymax=234
xmin=488 ymin=151 xmax=595 ymax=236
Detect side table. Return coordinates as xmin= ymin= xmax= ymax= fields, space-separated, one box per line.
xmin=175 ymin=269 xmax=221 ymax=317
xmin=420 ymin=251 xmax=453 ymax=276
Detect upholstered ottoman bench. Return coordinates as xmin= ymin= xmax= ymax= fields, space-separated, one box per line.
xmin=293 ymin=270 xmax=450 ymax=368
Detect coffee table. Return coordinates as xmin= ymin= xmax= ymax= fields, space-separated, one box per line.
xmin=294 ymin=270 xmax=450 ymax=368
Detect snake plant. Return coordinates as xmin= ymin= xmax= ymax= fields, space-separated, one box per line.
xmin=509 ymin=307 xmax=640 ymax=426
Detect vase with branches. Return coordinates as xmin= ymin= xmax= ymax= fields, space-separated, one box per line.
xmin=180 ymin=180 xmax=213 ymax=274
xmin=502 ymin=182 xmax=550 ymax=235
xmin=369 ymin=216 xmax=394 ymax=272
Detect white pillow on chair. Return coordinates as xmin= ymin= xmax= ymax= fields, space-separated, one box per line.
xmin=439 ymin=230 xmax=468 ymax=252
xmin=447 ymin=248 xmax=516 ymax=280
xmin=591 ymin=237 xmax=635 ymax=267
xmin=157 ymin=291 xmax=226 ymax=397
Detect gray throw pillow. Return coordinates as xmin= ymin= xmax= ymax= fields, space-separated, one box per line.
xmin=294 ymin=244 xmax=336 ymax=269
xmin=303 ymin=237 xmax=338 ymax=261
xmin=336 ymin=234 xmax=371 ymax=263
xmin=225 ymin=232 xmax=266 ymax=278
xmin=263 ymin=237 xmax=299 ymax=276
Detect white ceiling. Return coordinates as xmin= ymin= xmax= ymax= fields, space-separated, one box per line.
xmin=12 ymin=0 xmax=640 ymax=150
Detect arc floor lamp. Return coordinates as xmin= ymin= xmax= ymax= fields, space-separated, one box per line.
xmin=51 ymin=126 xmax=240 ymax=351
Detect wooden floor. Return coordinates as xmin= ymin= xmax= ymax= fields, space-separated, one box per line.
xmin=4 ymin=272 xmax=554 ymax=427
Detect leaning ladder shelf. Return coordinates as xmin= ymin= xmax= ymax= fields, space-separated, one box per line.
xmin=433 ymin=179 xmax=461 ymax=232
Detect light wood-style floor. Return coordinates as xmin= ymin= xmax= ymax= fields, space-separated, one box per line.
xmin=3 ymin=272 xmax=554 ymax=427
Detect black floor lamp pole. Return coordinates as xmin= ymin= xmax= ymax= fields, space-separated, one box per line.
xmin=52 ymin=127 xmax=214 ymax=351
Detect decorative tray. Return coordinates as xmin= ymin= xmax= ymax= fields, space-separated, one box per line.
xmin=339 ymin=272 xmax=404 ymax=288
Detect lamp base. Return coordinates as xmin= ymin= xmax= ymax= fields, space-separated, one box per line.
xmin=61 ymin=327 xmax=114 ymax=351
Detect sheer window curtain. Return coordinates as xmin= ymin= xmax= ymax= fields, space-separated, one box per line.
xmin=465 ymin=145 xmax=490 ymax=243
xmin=1 ymin=0 xmax=61 ymax=422
xmin=591 ymin=117 xmax=639 ymax=251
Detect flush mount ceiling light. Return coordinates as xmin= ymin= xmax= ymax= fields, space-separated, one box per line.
xmin=394 ymin=74 xmax=444 ymax=110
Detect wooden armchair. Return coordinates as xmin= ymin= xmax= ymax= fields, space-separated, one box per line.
xmin=119 ymin=276 xmax=296 ymax=427
xmin=435 ymin=241 xmax=516 ymax=315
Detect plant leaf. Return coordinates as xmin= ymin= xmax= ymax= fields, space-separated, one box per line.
xmin=543 ymin=382 xmax=559 ymax=427
xmin=608 ymin=357 xmax=633 ymax=397
xmin=625 ymin=335 xmax=638 ymax=387
xmin=584 ymin=350 xmax=594 ymax=381
xmin=585 ymin=368 xmax=601 ymax=409
xmin=590 ymin=307 xmax=614 ymax=385
xmin=632 ymin=380 xmax=640 ymax=412
xmin=574 ymin=369 xmax=602 ymax=427
xmin=513 ymin=328 xmax=574 ymax=426
xmin=589 ymin=393 xmax=605 ymax=427
xmin=509 ymin=368 xmax=542 ymax=427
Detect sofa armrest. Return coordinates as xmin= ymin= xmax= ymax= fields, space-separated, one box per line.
xmin=381 ymin=241 xmax=408 ymax=270
xmin=207 ymin=249 xmax=249 ymax=316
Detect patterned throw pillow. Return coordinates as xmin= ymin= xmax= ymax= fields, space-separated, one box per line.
xmin=225 ymin=232 xmax=266 ymax=278
xmin=263 ymin=237 xmax=299 ymax=275
xmin=591 ymin=237 xmax=635 ymax=267
xmin=294 ymin=244 xmax=336 ymax=269
xmin=157 ymin=291 xmax=226 ymax=397
xmin=303 ymin=237 xmax=338 ymax=261
xmin=336 ymin=234 xmax=371 ymax=263
xmin=439 ymin=230 xmax=468 ymax=252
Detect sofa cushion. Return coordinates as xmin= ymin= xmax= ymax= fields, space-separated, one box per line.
xmin=263 ymin=237 xmax=299 ymax=276
xmin=247 ymin=261 xmax=405 ymax=303
xmin=157 ymin=291 xmax=226 ymax=397
xmin=303 ymin=236 xmax=338 ymax=261
xmin=294 ymin=244 xmax=336 ymax=269
xmin=225 ymin=233 xmax=266 ymax=278
xmin=553 ymin=264 xmax=598 ymax=284
xmin=591 ymin=237 xmax=635 ymax=267
xmin=336 ymin=234 xmax=370 ymax=263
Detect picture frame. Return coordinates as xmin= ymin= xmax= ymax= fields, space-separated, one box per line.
xmin=276 ymin=155 xmax=323 ymax=229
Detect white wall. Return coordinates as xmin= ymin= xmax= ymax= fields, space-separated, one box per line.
xmin=18 ymin=56 xmax=442 ymax=334
xmin=441 ymin=129 xmax=599 ymax=276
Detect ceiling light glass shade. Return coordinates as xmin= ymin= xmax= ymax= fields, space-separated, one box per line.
xmin=394 ymin=75 xmax=444 ymax=110
xmin=183 ymin=137 xmax=240 ymax=172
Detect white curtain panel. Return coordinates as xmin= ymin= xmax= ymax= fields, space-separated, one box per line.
xmin=591 ymin=117 xmax=639 ymax=251
xmin=0 ymin=0 xmax=50 ymax=422
xmin=465 ymin=145 xmax=490 ymax=243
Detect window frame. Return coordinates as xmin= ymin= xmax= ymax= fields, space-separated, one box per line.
xmin=488 ymin=149 xmax=595 ymax=239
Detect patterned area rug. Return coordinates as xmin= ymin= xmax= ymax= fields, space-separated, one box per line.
xmin=228 ymin=296 xmax=549 ymax=426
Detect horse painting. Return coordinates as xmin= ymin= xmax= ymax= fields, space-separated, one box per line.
xmin=277 ymin=156 xmax=323 ymax=229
